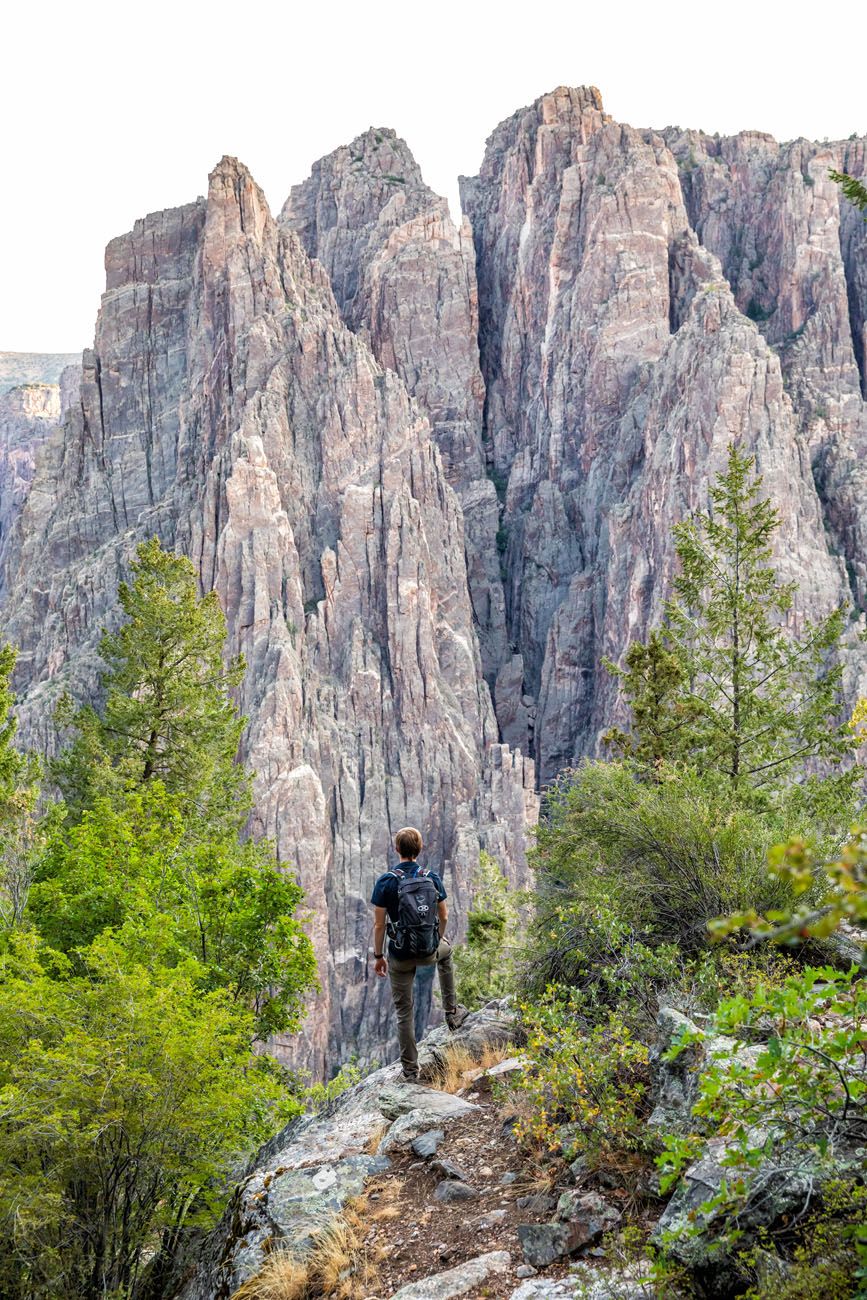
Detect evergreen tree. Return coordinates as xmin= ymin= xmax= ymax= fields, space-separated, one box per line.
xmin=603 ymin=631 xmax=701 ymax=765
xmin=607 ymin=444 xmax=856 ymax=791
xmin=32 ymin=538 xmax=316 ymax=1036
xmin=53 ymin=536 xmax=246 ymax=824
xmin=0 ymin=643 xmax=41 ymax=929
xmin=830 ymin=168 xmax=867 ymax=215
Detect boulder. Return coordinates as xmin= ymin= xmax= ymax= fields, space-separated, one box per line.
xmin=387 ymin=1249 xmax=511 ymax=1299
xmin=509 ymin=1279 xmax=576 ymax=1299
xmin=378 ymin=1094 xmax=479 ymax=1155
xmin=648 ymin=1005 xmax=761 ymax=1131
xmin=417 ymin=1001 xmax=517 ymax=1080
xmin=411 ymin=1129 xmax=444 ymax=1158
xmin=654 ymin=1134 xmax=858 ymax=1287
xmin=516 ymin=1193 xmax=557 ymax=1214
xmin=434 ymin=1179 xmax=478 ymax=1203
xmin=431 ymin=1156 xmax=471 ymax=1182
xmin=517 ymin=1223 xmax=584 ymax=1268
xmin=569 ymin=1261 xmax=660 ymax=1298
xmin=556 ymin=1190 xmax=621 ymax=1240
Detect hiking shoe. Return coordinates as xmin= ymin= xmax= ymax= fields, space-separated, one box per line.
xmin=446 ymin=1005 xmax=470 ymax=1032
xmin=402 ymin=1070 xmax=420 ymax=1083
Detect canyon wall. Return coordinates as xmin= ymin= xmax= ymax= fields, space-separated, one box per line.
xmin=2 ymin=86 xmax=866 ymax=1069
xmin=461 ymin=87 xmax=867 ymax=781
xmin=0 ymin=163 xmax=534 ymax=1075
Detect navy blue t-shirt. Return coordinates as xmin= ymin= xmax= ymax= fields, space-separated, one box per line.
xmin=370 ymin=861 xmax=447 ymax=955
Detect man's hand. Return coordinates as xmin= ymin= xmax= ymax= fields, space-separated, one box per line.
xmin=374 ymin=956 xmax=388 ymax=978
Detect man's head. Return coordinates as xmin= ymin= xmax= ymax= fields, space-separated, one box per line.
xmin=394 ymin=826 xmax=422 ymax=860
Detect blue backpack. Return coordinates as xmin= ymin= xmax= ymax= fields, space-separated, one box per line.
xmin=386 ymin=865 xmax=440 ymax=958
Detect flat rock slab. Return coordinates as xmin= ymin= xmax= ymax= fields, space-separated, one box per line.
xmin=433 ymin=1178 xmax=477 ymax=1203
xmin=432 ymin=1156 xmax=471 ymax=1182
xmin=268 ymin=1153 xmax=390 ymax=1249
xmin=378 ymin=1094 xmax=479 ymax=1155
xmin=388 ymin=1250 xmax=511 ymax=1299
xmin=485 ymin=1055 xmax=530 ymax=1077
xmin=518 ymin=1221 xmax=585 ymax=1267
xmin=509 ymin=1280 xmax=575 ymax=1299
xmin=378 ymin=1081 xmax=456 ymax=1120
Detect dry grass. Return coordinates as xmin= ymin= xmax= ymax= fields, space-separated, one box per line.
xmin=232 ymin=1251 xmax=309 ymax=1300
xmin=367 ymin=1176 xmax=404 ymax=1223
xmin=363 ymin=1119 xmax=390 ymax=1154
xmin=232 ymin=1188 xmax=389 ymax=1300
xmin=434 ymin=1040 xmax=513 ymax=1094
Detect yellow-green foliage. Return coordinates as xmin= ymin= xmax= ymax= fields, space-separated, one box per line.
xmin=740 ymin=1182 xmax=867 ymax=1300
xmin=455 ymin=851 xmax=525 ymax=1007
xmin=513 ymin=987 xmax=650 ymax=1162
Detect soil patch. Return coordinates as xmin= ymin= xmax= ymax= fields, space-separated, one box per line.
xmin=361 ymin=1073 xmax=576 ymax=1298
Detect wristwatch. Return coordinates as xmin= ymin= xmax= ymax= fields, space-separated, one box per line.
xmin=373 ymin=951 xmax=384 ymax=959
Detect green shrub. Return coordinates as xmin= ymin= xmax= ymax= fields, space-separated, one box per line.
xmin=513 ymin=986 xmax=651 ymax=1165
xmin=0 ymin=931 xmax=297 ymax=1299
xmin=304 ymin=1058 xmax=365 ymax=1111
xmin=455 ymin=852 xmax=524 ymax=1008
xmin=658 ymin=966 xmax=867 ymax=1209
xmin=739 ymin=1182 xmax=867 ymax=1299
xmin=522 ymin=889 xmax=684 ymax=1013
xmin=531 ymin=760 xmax=813 ymax=956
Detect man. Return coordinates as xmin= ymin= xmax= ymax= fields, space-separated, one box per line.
xmin=371 ymin=826 xmax=468 ymax=1081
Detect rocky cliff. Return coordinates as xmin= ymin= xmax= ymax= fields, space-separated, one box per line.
xmin=0 ymin=362 xmax=80 ymax=599
xmin=1 ymin=161 xmax=534 ymax=1075
xmin=461 ymin=87 xmax=867 ymax=781
xmin=3 ymin=86 xmax=866 ymax=1073
xmin=281 ymin=128 xmax=508 ymax=683
xmin=0 ymin=351 xmax=79 ymax=394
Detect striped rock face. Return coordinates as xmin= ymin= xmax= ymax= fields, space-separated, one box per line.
xmin=4 ymin=85 xmax=867 ymax=1071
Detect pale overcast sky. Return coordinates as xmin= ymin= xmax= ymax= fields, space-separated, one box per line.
xmin=3 ymin=0 xmax=864 ymax=353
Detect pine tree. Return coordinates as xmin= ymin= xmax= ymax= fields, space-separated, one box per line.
xmin=603 ymin=631 xmax=701 ymax=765
xmin=0 ymin=643 xmax=40 ymax=929
xmin=53 ymin=536 xmax=245 ymax=824
xmin=607 ymin=444 xmax=856 ymax=791
xmin=35 ymin=538 xmax=316 ymax=1036
xmin=830 ymin=168 xmax=867 ymax=215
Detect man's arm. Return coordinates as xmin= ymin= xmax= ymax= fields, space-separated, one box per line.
xmin=373 ymin=905 xmax=388 ymax=977
xmin=438 ymin=899 xmax=448 ymax=936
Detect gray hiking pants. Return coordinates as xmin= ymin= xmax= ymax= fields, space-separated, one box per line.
xmin=388 ymin=938 xmax=458 ymax=1078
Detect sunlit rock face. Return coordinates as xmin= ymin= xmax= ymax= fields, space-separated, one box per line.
xmin=281 ymin=128 xmax=508 ymax=685
xmin=4 ymin=86 xmax=867 ymax=1071
xmin=460 ymin=86 xmax=866 ymax=781
xmin=1 ymin=160 xmax=534 ymax=1075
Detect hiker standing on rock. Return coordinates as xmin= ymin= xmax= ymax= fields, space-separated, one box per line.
xmin=370 ymin=826 xmax=468 ymax=1081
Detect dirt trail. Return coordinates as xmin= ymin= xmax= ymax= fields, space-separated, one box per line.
xmin=360 ymin=1069 xmax=574 ymax=1299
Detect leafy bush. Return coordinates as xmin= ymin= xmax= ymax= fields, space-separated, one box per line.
xmin=513 ymin=986 xmax=651 ymax=1164
xmin=455 ymin=851 xmax=524 ymax=1007
xmin=523 ymin=889 xmax=684 ymax=1012
xmin=658 ymin=965 xmax=867 ymax=1219
xmin=0 ymin=931 xmax=297 ymax=1300
xmin=304 ymin=1058 xmax=365 ymax=1111
xmin=711 ymin=822 xmax=867 ymax=949
xmin=739 ymin=1182 xmax=867 ymax=1300
xmin=531 ymin=760 xmax=817 ymax=956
